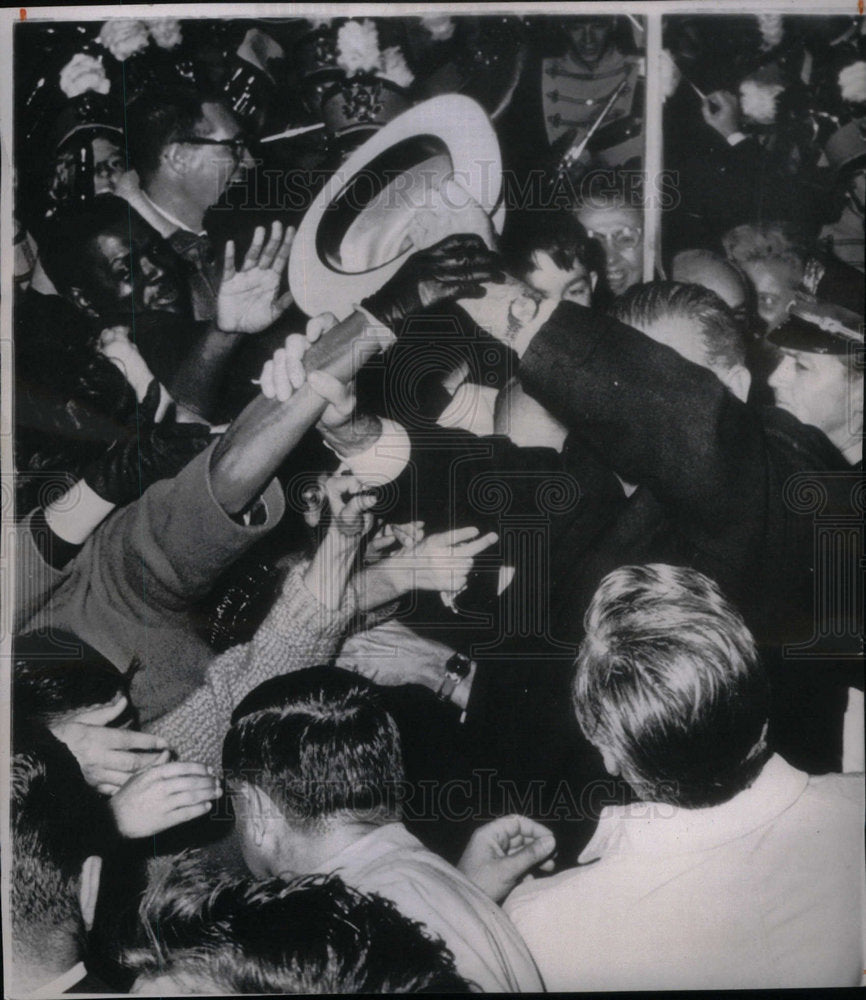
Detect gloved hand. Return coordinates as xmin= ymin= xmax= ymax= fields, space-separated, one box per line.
xmin=83 ymin=380 xmax=212 ymax=505
xmin=361 ymin=234 xmax=505 ymax=333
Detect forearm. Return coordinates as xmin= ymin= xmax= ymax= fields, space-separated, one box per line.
xmin=169 ymin=323 xmax=243 ymax=421
xmin=302 ymin=528 xmax=363 ymax=612
xmin=209 ymin=310 xmax=392 ymax=515
xmin=351 ymin=563 xmax=405 ymax=612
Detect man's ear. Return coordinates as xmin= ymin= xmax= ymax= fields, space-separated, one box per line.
xmin=162 ymin=142 xmax=192 ymax=178
xmin=722 ymin=363 xmax=752 ymax=403
xmin=236 ymin=781 xmax=277 ymax=846
xmin=600 ymin=746 xmax=621 ymax=777
xmin=68 ymin=286 xmax=98 ymax=319
xmin=78 ymin=855 xmax=102 ymax=932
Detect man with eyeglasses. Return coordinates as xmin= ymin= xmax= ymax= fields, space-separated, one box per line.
xmin=576 ymin=186 xmax=644 ymax=298
xmin=122 ymin=86 xmax=257 ymax=323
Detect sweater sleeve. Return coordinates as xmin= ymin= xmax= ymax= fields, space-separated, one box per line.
xmin=146 ymin=560 xmax=354 ymax=767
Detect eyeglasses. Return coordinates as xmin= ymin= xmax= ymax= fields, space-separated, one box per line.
xmin=585 ymin=226 xmax=642 ymax=252
xmin=175 ymin=134 xmax=253 ymax=159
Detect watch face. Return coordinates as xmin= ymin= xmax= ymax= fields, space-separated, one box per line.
xmin=446 ymin=652 xmax=473 ymax=679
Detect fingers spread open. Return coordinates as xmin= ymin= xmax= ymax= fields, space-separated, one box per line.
xmin=242 ymin=226 xmax=267 ymax=270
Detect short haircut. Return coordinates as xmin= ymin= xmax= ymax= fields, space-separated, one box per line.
xmin=505 ymin=209 xmax=604 ymax=279
xmin=38 ymin=194 xmax=144 ymax=296
xmin=721 ymin=222 xmax=809 ymax=269
xmin=11 ymin=721 xmax=112 ymax=955
xmin=124 ymin=852 xmax=471 ymax=993
xmin=609 ymin=280 xmax=746 ymax=369
xmin=13 ymin=631 xmax=128 ymax=725
xmin=124 ymin=85 xmax=214 ymax=182
xmin=222 ymin=667 xmax=405 ymax=827
xmin=573 ymin=564 xmax=771 ymax=808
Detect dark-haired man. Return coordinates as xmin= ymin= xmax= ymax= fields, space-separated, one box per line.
xmin=123 ymin=87 xmax=255 ymax=322
xmin=499 ymin=564 xmax=864 ymax=990
xmin=221 ymin=667 xmax=543 ymax=993
xmin=9 ymin=722 xmax=114 ymax=995
xmin=126 ymin=856 xmax=472 ymax=994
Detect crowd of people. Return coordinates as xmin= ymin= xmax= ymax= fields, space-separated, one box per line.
xmin=7 ymin=11 xmax=865 ymax=995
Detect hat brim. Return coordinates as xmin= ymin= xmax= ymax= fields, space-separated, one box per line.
xmin=288 ymin=94 xmax=504 ymax=319
xmin=769 ymin=302 xmax=864 ymax=355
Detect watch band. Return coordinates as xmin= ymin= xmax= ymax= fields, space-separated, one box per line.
xmin=436 ymin=652 xmax=473 ymax=703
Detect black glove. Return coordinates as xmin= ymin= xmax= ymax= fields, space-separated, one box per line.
xmin=83 ymin=381 xmax=212 ymax=506
xmin=361 ymin=234 xmax=505 ymax=333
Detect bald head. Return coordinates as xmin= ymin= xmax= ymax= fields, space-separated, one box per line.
xmin=671 ymin=250 xmax=748 ymax=313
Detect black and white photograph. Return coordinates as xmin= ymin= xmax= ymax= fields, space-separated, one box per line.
xmin=1 ymin=3 xmax=864 ymax=995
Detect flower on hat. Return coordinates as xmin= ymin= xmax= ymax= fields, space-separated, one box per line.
xmin=59 ymin=53 xmax=111 ymax=98
xmin=420 ymin=15 xmax=455 ymax=42
xmin=97 ymin=19 xmax=150 ymax=62
xmin=740 ymin=79 xmax=784 ymax=125
xmin=146 ymin=19 xmax=183 ymax=51
xmin=756 ymin=14 xmax=784 ymax=52
xmin=379 ymin=47 xmax=414 ymax=89
xmin=336 ymin=19 xmax=381 ymax=75
xmin=838 ymin=61 xmax=866 ymax=104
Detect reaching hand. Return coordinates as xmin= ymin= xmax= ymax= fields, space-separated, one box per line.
xmin=701 ymin=90 xmax=740 ymax=139
xmin=336 ymin=619 xmax=455 ymax=691
xmin=109 ymin=760 xmax=222 ymax=838
xmin=49 ymin=696 xmax=170 ymax=795
xmin=217 ymin=222 xmax=295 ymax=334
xmin=380 ymin=525 xmax=498 ymax=597
xmin=361 ymin=234 xmax=505 ymax=333
xmin=457 ymin=815 xmax=557 ymax=903
xmin=364 ymin=521 xmax=425 ymax=566
xmin=257 ymin=335 xmax=357 ymax=430
xmin=98 ymin=326 xmax=156 ymax=404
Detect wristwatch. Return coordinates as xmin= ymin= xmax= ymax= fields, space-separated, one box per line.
xmin=436 ymin=651 xmax=474 ymax=703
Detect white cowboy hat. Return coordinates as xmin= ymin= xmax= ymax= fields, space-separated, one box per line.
xmin=288 ymin=94 xmax=505 ymax=319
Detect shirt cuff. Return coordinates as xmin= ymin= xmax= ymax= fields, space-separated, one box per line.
xmin=338 ymin=418 xmax=411 ymax=486
xmin=29 ymin=507 xmax=83 ymax=570
xmin=726 ymin=131 xmax=748 ymax=146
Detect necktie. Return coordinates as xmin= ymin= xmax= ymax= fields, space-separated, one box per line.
xmin=168 ymin=230 xmax=219 ymax=322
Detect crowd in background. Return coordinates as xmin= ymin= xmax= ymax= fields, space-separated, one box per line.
xmin=8 ymin=12 xmax=865 ymax=995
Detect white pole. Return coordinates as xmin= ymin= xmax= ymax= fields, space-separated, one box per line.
xmin=643 ymin=13 xmax=664 ymax=282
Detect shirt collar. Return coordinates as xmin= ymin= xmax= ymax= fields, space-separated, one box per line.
xmin=139 ymin=190 xmax=205 ymax=237
xmin=579 ymin=754 xmax=810 ymax=862
xmin=317 ymin=822 xmax=415 ymax=874
xmin=29 ymin=961 xmax=88 ymax=997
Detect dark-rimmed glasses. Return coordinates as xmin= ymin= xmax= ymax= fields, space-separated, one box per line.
xmin=175 ymin=134 xmax=253 ymax=160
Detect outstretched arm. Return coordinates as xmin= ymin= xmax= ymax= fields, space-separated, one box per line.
xmin=146 ymin=475 xmax=376 ymax=768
